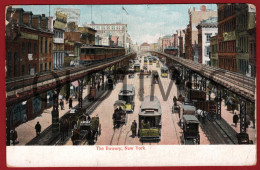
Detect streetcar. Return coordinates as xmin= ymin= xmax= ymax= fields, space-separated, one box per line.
xmin=134 ymin=63 xmax=141 ymax=72
xmin=144 ymin=58 xmax=148 ymax=65
xmin=181 ymin=115 xmax=200 ymax=144
xmin=129 ymin=60 xmax=134 ymax=67
xmin=138 ymin=95 xmax=162 ymax=142
xmin=149 ymin=58 xmax=153 ymax=65
xmin=118 ymin=84 xmax=135 ymax=112
xmin=161 ymin=65 xmax=168 ymax=78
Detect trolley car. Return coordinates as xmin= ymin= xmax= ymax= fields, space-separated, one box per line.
xmin=138 ymin=96 xmax=162 ymax=142
xmin=161 ymin=65 xmax=168 ymax=78
xmin=118 ymin=84 xmax=135 ymax=112
xmin=144 ymin=58 xmax=148 ymax=65
xmin=134 ymin=62 xmax=141 ymax=72
xmin=80 ymin=45 xmax=125 ymax=65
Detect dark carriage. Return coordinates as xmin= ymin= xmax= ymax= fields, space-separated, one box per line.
xmin=237 ymin=133 xmax=253 ymax=144
xmin=71 ymin=116 xmax=101 ymax=145
xmin=152 ymin=70 xmax=159 ymax=84
xmin=181 ymin=115 xmax=200 ymax=145
xmin=113 ymin=100 xmax=128 ymax=128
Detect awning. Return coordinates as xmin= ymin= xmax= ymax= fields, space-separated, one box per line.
xmin=72 ymin=81 xmax=79 ymax=87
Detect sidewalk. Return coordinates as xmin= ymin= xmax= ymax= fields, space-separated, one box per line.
xmin=14 ymin=80 xmax=107 ymax=145
xmin=208 ymin=91 xmax=256 ymax=144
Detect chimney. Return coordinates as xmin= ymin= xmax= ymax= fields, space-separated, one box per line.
xmin=42 ymin=14 xmax=45 ymax=17
xmin=200 ymin=5 xmax=206 ymax=11
xmin=193 ymin=7 xmax=196 ymax=11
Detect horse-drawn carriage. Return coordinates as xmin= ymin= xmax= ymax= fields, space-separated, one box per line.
xmin=71 ymin=116 xmax=101 ymax=145
xmin=152 ymin=70 xmax=159 ymax=84
xmin=181 ymin=115 xmax=200 ymax=144
xmin=113 ymin=100 xmax=128 ymax=128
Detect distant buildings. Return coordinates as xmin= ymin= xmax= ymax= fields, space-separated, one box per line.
xmin=86 ymin=23 xmax=133 ymax=53
xmin=140 ymin=42 xmax=150 ymax=53
xmin=176 ymin=29 xmax=186 ymax=58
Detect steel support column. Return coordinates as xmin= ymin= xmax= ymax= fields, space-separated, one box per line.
xmin=194 ymin=73 xmax=197 ymax=89
xmin=6 ymin=105 xmax=13 ymax=146
xmin=240 ymin=99 xmax=247 ymax=133
xmin=52 ymin=88 xmax=60 ymax=133
xmin=216 ymin=85 xmax=222 ymax=119
xmin=78 ymin=78 xmax=84 ymax=109
xmin=102 ymin=71 xmax=105 ymax=90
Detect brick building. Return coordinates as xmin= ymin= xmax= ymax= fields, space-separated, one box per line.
xmin=6 ymin=7 xmax=54 ymax=127
xmin=64 ymin=32 xmax=82 ymax=66
xmin=217 ymin=4 xmax=237 ymax=72
xmin=6 ymin=8 xmax=53 ymax=79
xmin=218 ymin=4 xmax=256 ymax=74
xmin=185 ymin=5 xmax=217 ymax=61
xmin=176 ymin=29 xmax=186 ymax=58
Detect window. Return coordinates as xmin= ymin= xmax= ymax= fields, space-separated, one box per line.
xmin=206 ymin=34 xmax=211 ymax=42
xmin=45 ymin=63 xmax=47 ymax=72
xmin=40 ymin=37 xmax=43 ymax=53
xmin=28 ymin=42 xmax=32 ymax=53
xmin=7 ymin=52 xmax=12 ymax=77
xmin=40 ymin=64 xmax=43 ymax=72
xmin=22 ymin=42 xmax=25 ymax=53
xmin=28 ymin=64 xmax=31 ymax=75
xmin=49 ymin=62 xmax=51 ymax=71
xmin=22 ymin=64 xmax=25 ymax=76
xmin=34 ymin=43 xmax=37 ymax=53
xmin=45 ymin=37 xmax=47 ymax=53
xmin=34 ymin=63 xmax=37 ymax=73
xmin=14 ymin=52 xmax=18 ymax=77
xmin=49 ymin=42 xmax=52 ymax=53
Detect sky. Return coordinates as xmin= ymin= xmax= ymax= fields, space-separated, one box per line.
xmin=16 ymin=4 xmax=217 ymax=45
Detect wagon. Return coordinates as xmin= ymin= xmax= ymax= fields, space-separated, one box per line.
xmin=71 ymin=116 xmax=101 ymax=145
xmin=113 ymin=100 xmax=128 ymax=128
xmin=181 ymin=115 xmax=200 ymax=144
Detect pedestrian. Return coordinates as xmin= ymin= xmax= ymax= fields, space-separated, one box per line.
xmin=69 ymin=97 xmax=73 ymax=109
xmin=97 ymin=82 xmax=100 ymax=91
xmin=59 ymin=99 xmax=63 ymax=110
xmin=173 ymin=96 xmax=177 ymax=107
xmin=233 ymin=112 xmax=239 ymax=127
xmin=35 ymin=121 xmax=41 ymax=136
xmin=131 ymin=120 xmax=137 ymax=137
xmin=10 ymin=128 xmax=18 ymax=145
xmin=61 ymin=99 xmax=64 ymax=110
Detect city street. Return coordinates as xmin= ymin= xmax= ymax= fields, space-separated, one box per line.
xmin=64 ymin=56 xmax=210 ymax=145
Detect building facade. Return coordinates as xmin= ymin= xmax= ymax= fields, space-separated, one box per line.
xmin=197 ymin=17 xmax=218 ymax=65
xmin=210 ymin=35 xmax=218 ymax=67
xmin=86 ymin=23 xmax=131 ymax=52
xmin=140 ymin=42 xmax=150 ymax=53
xmin=52 ymin=11 xmax=67 ymax=69
xmin=176 ymin=29 xmax=186 ymax=58
xmin=6 ymin=8 xmax=53 ymax=78
xmin=185 ymin=5 xmax=217 ymax=61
